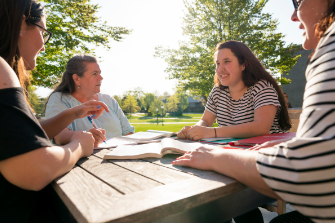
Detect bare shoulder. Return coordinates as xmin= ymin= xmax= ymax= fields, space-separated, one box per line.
xmin=0 ymin=57 xmax=21 ymax=89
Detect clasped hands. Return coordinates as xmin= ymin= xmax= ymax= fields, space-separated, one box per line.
xmin=177 ymin=125 xmax=214 ymax=141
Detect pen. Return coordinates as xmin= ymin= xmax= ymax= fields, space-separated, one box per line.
xmin=87 ymin=116 xmax=107 ymax=144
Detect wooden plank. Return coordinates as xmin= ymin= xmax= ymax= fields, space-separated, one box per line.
xmin=94 ymin=148 xmax=195 ymax=184
xmin=143 ymin=154 xmax=234 ymax=180
xmin=77 ymin=155 xmax=162 ymax=194
xmin=97 ymin=177 xmax=246 ymax=223
xmin=52 ymin=166 xmax=123 ymax=223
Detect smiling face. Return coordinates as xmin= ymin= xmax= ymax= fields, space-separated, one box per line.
xmin=291 ymin=0 xmax=329 ymax=50
xmin=17 ymin=16 xmax=46 ymax=70
xmin=215 ymin=48 xmax=246 ymax=89
xmin=74 ymin=62 xmax=103 ymax=96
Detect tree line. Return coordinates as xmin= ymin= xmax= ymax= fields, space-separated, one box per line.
xmin=113 ymin=88 xmax=189 ymax=117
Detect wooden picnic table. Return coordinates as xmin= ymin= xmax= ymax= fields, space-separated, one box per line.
xmin=52 ymin=142 xmax=275 ymax=223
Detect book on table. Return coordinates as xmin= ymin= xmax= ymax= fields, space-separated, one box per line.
xmin=95 ymin=131 xmax=177 ymax=149
xmin=103 ymin=138 xmax=204 ymax=159
xmin=229 ymin=132 xmax=296 ymax=147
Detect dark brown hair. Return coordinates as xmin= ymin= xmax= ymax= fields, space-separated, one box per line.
xmin=214 ymin=40 xmax=291 ymax=130
xmin=315 ymin=0 xmax=335 ymax=39
xmin=0 ymin=0 xmax=44 ymax=103
xmin=45 ymin=54 xmax=97 ymax=108
xmin=51 ymin=54 xmax=97 ymax=95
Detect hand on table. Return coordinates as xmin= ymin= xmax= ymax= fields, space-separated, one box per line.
xmin=249 ymin=138 xmax=290 ymax=151
xmin=72 ymin=100 xmax=109 ymax=119
xmin=177 ymin=126 xmax=191 ymax=139
xmin=185 ymin=125 xmax=214 ymax=141
xmin=89 ymin=128 xmax=106 ymax=147
xmin=70 ymin=131 xmax=95 ymax=157
xmin=172 ymin=145 xmax=222 ymax=171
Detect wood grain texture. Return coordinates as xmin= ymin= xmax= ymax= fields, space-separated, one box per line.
xmin=52 ymin=166 xmax=123 ymax=223
xmin=77 ymin=155 xmax=162 ymax=194
xmin=93 ymin=148 xmax=194 ymax=184
xmin=97 ymin=177 xmax=245 ymax=223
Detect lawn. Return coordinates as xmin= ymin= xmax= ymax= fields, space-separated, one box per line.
xmin=129 ymin=113 xmax=218 ymax=132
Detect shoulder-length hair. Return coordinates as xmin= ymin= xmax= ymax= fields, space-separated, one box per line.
xmin=214 ymin=40 xmax=291 ymax=131
xmin=45 ymin=54 xmax=97 ymax=109
xmin=0 ymin=0 xmax=44 ymax=102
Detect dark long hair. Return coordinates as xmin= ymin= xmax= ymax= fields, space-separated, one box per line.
xmin=45 ymin=54 xmax=97 ymax=107
xmin=315 ymin=0 xmax=335 ymax=38
xmin=214 ymin=40 xmax=291 ymax=130
xmin=0 ymin=0 xmax=44 ymax=102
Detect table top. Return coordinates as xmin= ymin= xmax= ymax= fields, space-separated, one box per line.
xmin=52 ymin=142 xmax=274 ymax=223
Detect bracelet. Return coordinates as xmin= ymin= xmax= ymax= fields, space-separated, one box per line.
xmin=214 ymin=127 xmax=217 ymax=138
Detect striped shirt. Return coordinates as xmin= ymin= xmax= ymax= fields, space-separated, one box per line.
xmin=205 ymin=80 xmax=287 ymax=133
xmin=257 ymin=22 xmax=335 ymax=223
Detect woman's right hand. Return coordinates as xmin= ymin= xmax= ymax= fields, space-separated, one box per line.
xmin=72 ymin=100 xmax=110 ymax=119
xmin=177 ymin=126 xmax=192 ymax=139
xmin=70 ymin=131 xmax=95 ymax=157
xmin=89 ymin=128 xmax=106 ymax=147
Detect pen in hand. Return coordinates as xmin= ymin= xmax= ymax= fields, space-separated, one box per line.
xmin=87 ymin=116 xmax=107 ymax=144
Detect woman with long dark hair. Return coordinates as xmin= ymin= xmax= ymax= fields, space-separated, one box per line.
xmin=0 ymin=0 xmax=108 ymax=221
xmin=177 ymin=40 xmax=291 ymax=141
xmin=174 ymin=0 xmax=335 ymax=222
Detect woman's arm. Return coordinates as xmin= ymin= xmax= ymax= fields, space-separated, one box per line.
xmin=186 ymin=105 xmax=277 ymax=140
xmin=0 ymin=131 xmax=94 ymax=191
xmin=172 ymin=147 xmax=280 ymax=199
xmin=40 ymin=101 xmax=109 ymax=139
xmin=54 ymin=127 xmax=106 ymax=147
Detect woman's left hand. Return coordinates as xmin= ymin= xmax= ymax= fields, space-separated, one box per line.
xmin=72 ymin=100 xmax=109 ymax=119
xmin=186 ymin=126 xmax=214 ymax=140
xmin=172 ymin=146 xmax=222 ymax=170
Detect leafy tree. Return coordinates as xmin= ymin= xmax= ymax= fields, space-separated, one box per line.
xmin=155 ymin=0 xmax=300 ymax=103
xmin=27 ymin=87 xmax=46 ymax=116
xmin=167 ymin=95 xmax=179 ymax=116
xmin=142 ymin=93 xmax=156 ymax=113
xmin=113 ymin=95 xmax=123 ymax=106
xmin=148 ymin=99 xmax=166 ymax=116
xmin=33 ymin=0 xmax=131 ymax=87
xmin=177 ymin=92 xmax=189 ymax=112
xmin=121 ymin=95 xmax=140 ymax=116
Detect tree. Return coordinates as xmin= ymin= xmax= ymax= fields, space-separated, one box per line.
xmin=177 ymin=92 xmax=189 ymax=114
xmin=142 ymin=93 xmax=156 ymax=113
xmin=121 ymin=95 xmax=140 ymax=116
xmin=113 ymin=95 xmax=123 ymax=106
xmin=155 ymin=0 xmax=301 ymax=103
xmin=167 ymin=95 xmax=179 ymax=116
xmin=148 ymin=99 xmax=166 ymax=116
xmin=33 ymin=0 xmax=131 ymax=87
xmin=27 ymin=87 xmax=46 ymax=116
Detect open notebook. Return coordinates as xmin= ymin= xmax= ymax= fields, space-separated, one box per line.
xmin=95 ymin=131 xmax=177 ymax=149
xmin=103 ymin=138 xmax=203 ymax=159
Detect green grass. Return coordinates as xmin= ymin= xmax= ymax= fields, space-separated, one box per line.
xmin=133 ymin=122 xmax=218 ymax=133
xmin=133 ymin=124 xmax=188 ymax=132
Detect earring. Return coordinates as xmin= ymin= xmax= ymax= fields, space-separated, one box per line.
xmin=78 ymin=86 xmax=80 ymax=89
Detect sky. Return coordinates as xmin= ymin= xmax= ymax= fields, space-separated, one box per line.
xmin=35 ymin=0 xmax=303 ymax=98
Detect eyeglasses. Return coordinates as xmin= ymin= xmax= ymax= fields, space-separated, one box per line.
xmin=292 ymin=0 xmax=302 ymax=11
xmin=29 ymin=21 xmax=53 ymax=45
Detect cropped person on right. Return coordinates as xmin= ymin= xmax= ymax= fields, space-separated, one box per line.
xmin=173 ymin=0 xmax=335 ymax=222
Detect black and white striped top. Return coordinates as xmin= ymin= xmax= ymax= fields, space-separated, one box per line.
xmin=205 ymin=80 xmax=287 ymax=133
xmin=257 ymin=22 xmax=335 ymax=223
